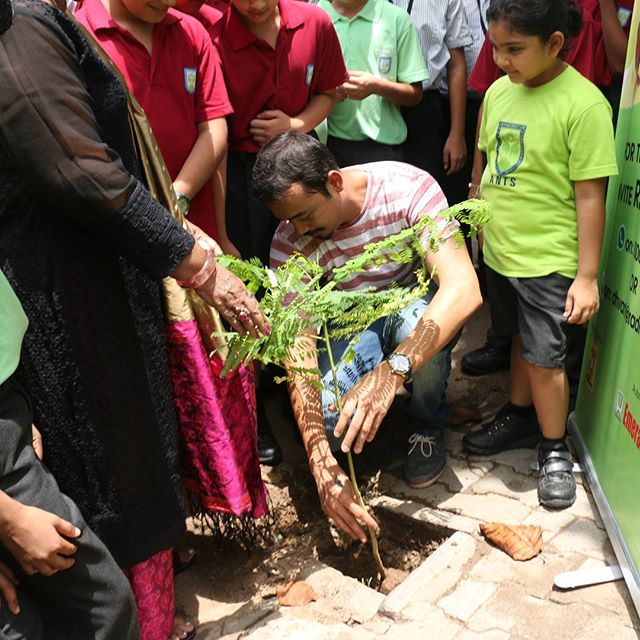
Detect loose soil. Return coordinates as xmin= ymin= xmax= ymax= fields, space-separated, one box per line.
xmin=176 ymin=303 xmax=509 ymax=628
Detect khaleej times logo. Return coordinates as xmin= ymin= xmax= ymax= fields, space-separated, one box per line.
xmin=614 ymin=389 xmax=625 ymax=421
xmin=617 ymin=224 xmax=626 ymax=251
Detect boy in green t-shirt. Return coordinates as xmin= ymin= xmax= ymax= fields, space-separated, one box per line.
xmin=317 ymin=0 xmax=428 ymax=166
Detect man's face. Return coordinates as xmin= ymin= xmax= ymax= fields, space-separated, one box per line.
xmin=268 ymin=181 xmax=342 ymax=241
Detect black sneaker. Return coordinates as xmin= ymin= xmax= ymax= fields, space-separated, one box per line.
xmin=404 ymin=431 xmax=446 ymax=488
xmin=462 ymin=405 xmax=539 ymax=455
xmin=461 ymin=343 xmax=510 ymax=376
xmin=538 ymin=448 xmax=576 ymax=509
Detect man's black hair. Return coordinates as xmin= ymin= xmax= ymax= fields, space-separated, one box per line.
xmin=252 ymin=132 xmax=339 ymax=203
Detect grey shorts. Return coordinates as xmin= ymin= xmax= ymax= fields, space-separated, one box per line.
xmin=486 ymin=266 xmax=581 ymax=369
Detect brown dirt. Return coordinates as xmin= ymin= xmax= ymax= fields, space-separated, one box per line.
xmin=176 ymin=303 xmax=509 ymax=624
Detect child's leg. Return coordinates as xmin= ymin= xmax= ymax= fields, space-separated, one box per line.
xmin=526 ymin=364 xmax=569 ymax=440
xmin=509 ymin=334 xmax=532 ymax=407
xmin=463 ymin=270 xmax=539 ymax=455
xmin=514 ymin=274 xmax=577 ymax=508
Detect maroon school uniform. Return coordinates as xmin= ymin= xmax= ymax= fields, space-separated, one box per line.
xmin=76 ymin=0 xmax=232 ymax=237
xmin=214 ymin=0 xmax=348 ymax=152
xmin=469 ymin=0 xmax=633 ymax=94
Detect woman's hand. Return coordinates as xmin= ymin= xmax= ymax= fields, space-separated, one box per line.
xmin=195 ymin=266 xmax=269 ymax=338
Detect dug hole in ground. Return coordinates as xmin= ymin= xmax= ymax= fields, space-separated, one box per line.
xmin=175 ymin=303 xmax=640 ymax=640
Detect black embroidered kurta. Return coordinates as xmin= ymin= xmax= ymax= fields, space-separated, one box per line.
xmin=0 ymin=0 xmax=194 ymax=567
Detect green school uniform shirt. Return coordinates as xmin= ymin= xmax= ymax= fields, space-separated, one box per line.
xmin=318 ymin=0 xmax=428 ymax=145
xmin=0 ymin=271 xmax=28 ymax=386
xmin=479 ymin=65 xmax=618 ymax=278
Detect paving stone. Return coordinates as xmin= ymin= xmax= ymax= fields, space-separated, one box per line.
xmin=468 ymin=464 xmax=539 ymax=507
xmin=387 ymin=478 xmax=458 ymax=507
xmin=361 ymin=616 xmax=392 ymax=636
xmin=466 ymin=583 xmax=534 ymax=633
xmin=437 ymin=457 xmax=492 ymax=493
xmin=379 ymin=531 xmax=476 ymax=618
xmin=436 ymin=491 xmax=532 ymax=523
xmin=522 ymin=508 xmax=576 ymax=534
xmin=548 ymin=518 xmax=614 ymax=561
xmin=380 ymin=607 xmax=462 ymax=640
xmin=454 ymin=630 xmax=511 ymax=640
xmin=302 ymin=564 xmax=385 ymax=624
xmin=469 ymin=448 xmax=537 ymax=476
xmin=506 ymin=600 xmax=640 ymax=640
xmin=437 ymin=579 xmax=497 ymax=622
xmin=568 ymin=482 xmax=600 ymax=520
xmin=549 ymin=557 xmax=640 ymax=628
xmin=231 ymin=615 xmax=365 ymax=640
xmin=371 ymin=495 xmax=483 ymax=536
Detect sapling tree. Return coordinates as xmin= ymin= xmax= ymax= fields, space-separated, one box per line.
xmin=215 ymin=200 xmax=491 ymax=584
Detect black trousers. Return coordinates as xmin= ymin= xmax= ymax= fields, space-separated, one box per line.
xmin=226 ymin=150 xmax=279 ymax=266
xmin=0 ymin=379 xmax=139 ymax=640
xmin=326 ymin=135 xmax=403 ymax=168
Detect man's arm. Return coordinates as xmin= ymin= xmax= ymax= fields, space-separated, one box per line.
xmin=285 ymin=330 xmax=379 ymax=543
xmin=334 ymin=237 xmax=482 ymax=452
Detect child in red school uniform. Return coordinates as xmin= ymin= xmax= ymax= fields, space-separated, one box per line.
xmin=75 ymin=3 xmax=233 ymax=639
xmin=200 ymin=0 xmax=348 ymax=464
xmin=77 ymin=0 xmax=232 ymax=244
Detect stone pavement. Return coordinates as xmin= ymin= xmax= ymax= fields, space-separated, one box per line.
xmin=180 ymin=306 xmax=640 ymax=639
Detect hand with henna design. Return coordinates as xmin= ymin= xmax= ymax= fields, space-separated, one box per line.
xmin=332 ymin=362 xmax=403 ymax=454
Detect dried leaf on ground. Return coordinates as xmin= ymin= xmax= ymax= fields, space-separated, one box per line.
xmin=480 ymin=522 xmax=543 ymax=561
xmin=276 ymin=580 xmax=317 ymax=606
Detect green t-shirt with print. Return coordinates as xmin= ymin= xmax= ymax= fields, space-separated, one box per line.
xmin=318 ymin=0 xmax=428 ymax=145
xmin=0 ymin=271 xmax=28 ymax=386
xmin=478 ymin=65 xmax=618 ymax=278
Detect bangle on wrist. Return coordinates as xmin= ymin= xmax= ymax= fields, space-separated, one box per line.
xmin=468 ymin=182 xmax=480 ymax=189
xmin=177 ymin=242 xmax=217 ymax=289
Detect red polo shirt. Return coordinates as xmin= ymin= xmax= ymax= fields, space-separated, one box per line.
xmin=214 ymin=0 xmax=348 ymax=153
xmin=76 ymin=0 xmax=232 ymax=237
xmin=468 ymin=0 xmax=633 ymax=95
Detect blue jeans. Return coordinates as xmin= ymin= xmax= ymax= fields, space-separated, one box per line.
xmin=318 ymin=292 xmax=459 ymax=451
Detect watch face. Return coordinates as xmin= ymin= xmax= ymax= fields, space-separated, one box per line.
xmin=389 ymin=353 xmax=410 ymax=374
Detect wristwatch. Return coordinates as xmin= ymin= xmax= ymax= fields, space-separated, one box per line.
xmin=175 ymin=191 xmax=191 ymax=216
xmin=387 ymin=352 xmax=413 ymax=383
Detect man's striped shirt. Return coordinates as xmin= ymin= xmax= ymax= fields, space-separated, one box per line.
xmin=269 ymin=162 xmax=454 ymax=293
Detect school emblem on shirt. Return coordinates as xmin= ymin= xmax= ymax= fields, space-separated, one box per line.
xmin=183 ymin=67 xmax=197 ymax=94
xmin=494 ymin=121 xmax=527 ymax=176
xmin=618 ymin=6 xmax=631 ymax=28
xmin=305 ymin=64 xmax=315 ymax=87
xmin=377 ymin=54 xmax=392 ymax=76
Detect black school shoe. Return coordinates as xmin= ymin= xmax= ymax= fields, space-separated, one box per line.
xmin=460 ymin=343 xmax=510 ymax=376
xmin=538 ymin=447 xmax=576 ymax=509
xmin=462 ymin=404 xmax=539 ymax=455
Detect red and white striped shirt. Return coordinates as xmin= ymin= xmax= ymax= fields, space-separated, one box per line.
xmin=269 ymin=162 xmax=453 ymax=292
